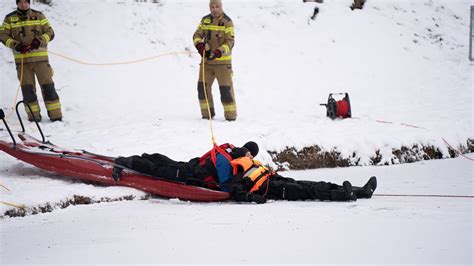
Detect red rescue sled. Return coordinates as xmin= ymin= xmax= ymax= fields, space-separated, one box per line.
xmin=0 ymin=103 xmax=230 ymax=202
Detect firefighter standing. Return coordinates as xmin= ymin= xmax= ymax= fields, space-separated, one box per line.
xmin=0 ymin=0 xmax=62 ymax=122
xmin=193 ymin=0 xmax=237 ymax=121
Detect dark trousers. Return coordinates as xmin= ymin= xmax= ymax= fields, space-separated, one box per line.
xmin=264 ymin=174 xmax=344 ymax=201
xmin=115 ymin=153 xmax=193 ymax=182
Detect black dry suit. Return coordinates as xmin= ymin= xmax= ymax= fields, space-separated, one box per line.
xmin=114 ymin=153 xmax=195 ymax=182
xmin=229 ymin=157 xmax=377 ymax=204
xmin=113 ymin=143 xmax=245 ymax=189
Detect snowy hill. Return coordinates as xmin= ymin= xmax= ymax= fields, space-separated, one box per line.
xmin=1 ymin=0 xmax=472 ymax=166
xmin=0 ymin=0 xmax=473 ymax=264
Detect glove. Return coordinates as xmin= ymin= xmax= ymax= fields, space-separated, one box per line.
xmin=30 ymin=38 xmax=41 ymax=50
xmin=15 ymin=43 xmax=30 ymax=54
xmin=196 ymin=43 xmax=206 ymax=56
xmin=207 ymin=50 xmax=222 ymax=61
xmin=247 ymin=193 xmax=266 ymax=204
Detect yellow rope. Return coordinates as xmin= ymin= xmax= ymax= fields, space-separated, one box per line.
xmin=4 ymin=57 xmax=23 ymax=119
xmin=49 ymin=48 xmax=217 ymax=145
xmin=6 ymin=50 xmax=198 ymax=122
xmin=201 ymin=49 xmax=216 ymax=145
xmin=0 ymin=183 xmax=11 ymax=192
xmin=6 ymin=49 xmax=217 ymax=144
xmin=0 ymin=183 xmax=25 ymax=209
xmin=49 ymin=50 xmax=196 ymax=66
xmin=0 ymin=201 xmax=26 ymax=209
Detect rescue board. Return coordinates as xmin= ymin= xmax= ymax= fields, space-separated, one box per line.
xmin=0 ymin=132 xmax=230 ymax=202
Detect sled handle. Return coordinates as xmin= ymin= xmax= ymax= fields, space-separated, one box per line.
xmin=15 ymin=101 xmax=46 ymax=143
xmin=0 ymin=109 xmax=16 ymax=146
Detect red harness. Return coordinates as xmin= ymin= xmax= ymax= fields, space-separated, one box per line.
xmin=198 ymin=143 xmax=235 ymax=188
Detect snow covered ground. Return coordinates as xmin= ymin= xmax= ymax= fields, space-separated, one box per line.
xmin=0 ymin=0 xmax=473 ymax=264
xmin=1 ymin=156 xmax=473 ymax=264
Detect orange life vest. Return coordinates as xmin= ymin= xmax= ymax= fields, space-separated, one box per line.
xmin=231 ymin=157 xmax=271 ymax=193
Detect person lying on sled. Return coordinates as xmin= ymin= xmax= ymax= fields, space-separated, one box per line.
xmin=228 ymin=147 xmax=377 ymax=204
xmin=112 ymin=141 xmax=260 ymax=191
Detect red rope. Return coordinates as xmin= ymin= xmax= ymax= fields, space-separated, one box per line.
xmin=400 ymin=123 xmax=427 ymax=129
xmin=375 ymin=120 xmax=393 ymax=124
xmin=262 ymin=171 xmax=273 ymax=198
xmin=442 ymin=137 xmax=474 ymax=161
xmin=374 ymin=193 xmax=474 ymax=199
xmin=351 ymin=117 xmax=472 ymax=162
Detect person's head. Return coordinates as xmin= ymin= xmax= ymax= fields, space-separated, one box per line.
xmin=232 ymin=147 xmax=249 ymax=159
xmin=243 ymin=141 xmax=259 ymax=158
xmin=209 ymin=0 xmax=223 ymax=18
xmin=16 ymin=0 xmax=30 ymax=11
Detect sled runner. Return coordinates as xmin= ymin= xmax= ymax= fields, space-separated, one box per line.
xmin=0 ymin=103 xmax=230 ymax=202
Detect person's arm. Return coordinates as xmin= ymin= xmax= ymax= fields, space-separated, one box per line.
xmin=215 ymin=154 xmax=232 ymax=191
xmin=193 ymin=17 xmax=207 ymax=55
xmin=0 ymin=16 xmax=18 ymax=49
xmin=218 ymin=19 xmax=234 ymax=58
xmin=229 ymin=171 xmax=266 ymax=204
xmin=37 ymin=13 xmax=54 ymax=47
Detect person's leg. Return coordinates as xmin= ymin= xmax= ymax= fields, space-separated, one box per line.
xmin=141 ymin=153 xmax=191 ymax=181
xmin=34 ymin=62 xmax=62 ymax=121
xmin=197 ymin=63 xmax=216 ymax=119
xmin=214 ymin=64 xmax=237 ymax=121
xmin=351 ymin=176 xmax=377 ymax=198
xmin=113 ymin=155 xmax=156 ymax=181
xmin=142 ymin=153 xmax=178 ymax=166
xmin=115 ymin=155 xmax=154 ymax=174
xmin=150 ymin=163 xmax=191 ymax=182
xmin=265 ymin=175 xmax=309 ymax=200
xmin=296 ymin=179 xmax=357 ymax=201
xmin=17 ymin=63 xmax=41 ymax=121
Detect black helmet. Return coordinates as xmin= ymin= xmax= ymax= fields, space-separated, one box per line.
xmin=232 ymin=147 xmax=249 ymax=159
xmin=243 ymin=141 xmax=259 ymax=157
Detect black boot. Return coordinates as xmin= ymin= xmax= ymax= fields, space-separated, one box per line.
xmin=112 ymin=156 xmax=132 ymax=182
xmin=112 ymin=166 xmax=123 ymax=182
xmin=330 ymin=181 xmax=357 ymax=201
xmin=353 ymin=176 xmax=377 ymax=199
